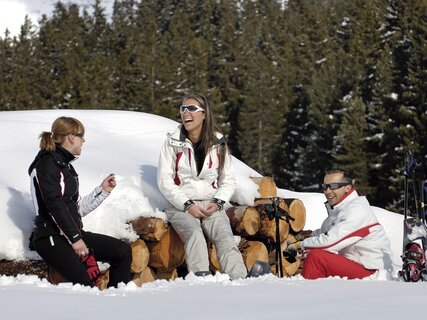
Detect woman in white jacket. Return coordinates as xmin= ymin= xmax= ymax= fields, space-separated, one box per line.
xmin=287 ymin=169 xmax=394 ymax=279
xmin=157 ymin=94 xmax=247 ymax=280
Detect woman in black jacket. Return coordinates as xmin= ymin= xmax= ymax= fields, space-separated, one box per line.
xmin=29 ymin=116 xmax=131 ymax=287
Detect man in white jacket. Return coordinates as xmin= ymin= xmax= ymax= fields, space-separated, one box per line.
xmin=288 ymin=169 xmax=393 ymax=279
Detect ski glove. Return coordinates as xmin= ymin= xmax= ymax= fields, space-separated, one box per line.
xmin=81 ymin=248 xmax=101 ymax=286
xmin=287 ymin=241 xmax=303 ymax=252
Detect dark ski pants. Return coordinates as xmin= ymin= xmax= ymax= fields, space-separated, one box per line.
xmin=33 ymin=231 xmax=132 ymax=287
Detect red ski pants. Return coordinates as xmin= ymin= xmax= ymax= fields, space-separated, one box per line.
xmin=301 ymin=249 xmax=376 ymax=280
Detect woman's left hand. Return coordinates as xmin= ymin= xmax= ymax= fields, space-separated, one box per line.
xmin=205 ymin=203 xmax=219 ymax=216
xmin=102 ymin=173 xmax=116 ymax=192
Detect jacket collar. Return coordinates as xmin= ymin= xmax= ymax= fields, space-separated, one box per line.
xmin=325 ymin=189 xmax=358 ymax=214
xmin=56 ymin=144 xmax=76 ymax=163
xmin=170 ymin=125 xmax=225 ymax=147
xmin=28 ymin=144 xmax=77 ymax=175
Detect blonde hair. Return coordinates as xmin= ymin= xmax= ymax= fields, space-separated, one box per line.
xmin=39 ymin=117 xmax=85 ymax=152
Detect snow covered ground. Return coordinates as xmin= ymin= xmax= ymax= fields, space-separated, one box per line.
xmin=1 ymin=110 xmax=424 ymax=320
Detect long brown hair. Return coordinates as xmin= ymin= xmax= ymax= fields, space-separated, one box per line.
xmin=39 ymin=116 xmax=85 ymax=152
xmin=182 ymin=94 xmax=229 ymax=173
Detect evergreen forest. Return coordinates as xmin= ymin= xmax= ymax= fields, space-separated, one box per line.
xmin=0 ymin=0 xmax=426 ymax=212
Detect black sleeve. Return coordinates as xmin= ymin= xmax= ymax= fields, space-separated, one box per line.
xmin=36 ymin=158 xmax=82 ymax=244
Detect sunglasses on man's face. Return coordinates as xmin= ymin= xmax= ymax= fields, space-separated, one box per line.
xmin=321 ymin=183 xmax=350 ymax=191
xmin=180 ymin=104 xmax=205 ymax=114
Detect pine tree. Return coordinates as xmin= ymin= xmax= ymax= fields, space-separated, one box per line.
xmin=9 ymin=16 xmax=39 ymax=109
xmin=234 ymin=0 xmax=286 ymax=176
xmin=0 ymin=30 xmax=13 ymax=110
xmin=35 ymin=3 xmax=88 ymax=109
xmin=81 ymin=0 xmax=115 ymax=109
xmin=332 ymin=95 xmax=373 ymax=196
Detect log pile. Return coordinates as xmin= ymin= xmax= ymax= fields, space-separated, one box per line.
xmin=0 ymin=176 xmax=309 ymax=288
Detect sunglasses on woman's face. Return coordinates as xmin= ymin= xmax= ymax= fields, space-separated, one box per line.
xmin=74 ymin=133 xmax=85 ymax=139
xmin=180 ymin=104 xmax=204 ymax=114
xmin=321 ymin=183 xmax=350 ymax=191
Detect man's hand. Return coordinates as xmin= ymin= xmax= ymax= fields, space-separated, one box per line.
xmin=286 ymin=241 xmax=302 ymax=252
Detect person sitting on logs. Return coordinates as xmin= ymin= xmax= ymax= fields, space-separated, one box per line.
xmin=287 ymin=168 xmax=393 ymax=279
xmin=157 ymin=94 xmax=247 ymax=280
xmin=28 ymin=116 xmax=132 ymax=287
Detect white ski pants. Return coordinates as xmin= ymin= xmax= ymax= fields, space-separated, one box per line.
xmin=167 ymin=200 xmax=247 ymax=280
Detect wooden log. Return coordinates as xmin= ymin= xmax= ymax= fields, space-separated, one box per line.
xmin=238 ymin=239 xmax=269 ymax=272
xmin=269 ymin=245 xmax=302 ymax=277
xmin=208 ymin=241 xmax=221 ymax=272
xmin=293 ymin=229 xmax=314 ymax=241
xmin=155 ymin=268 xmax=178 ymax=281
xmin=97 ymin=270 xmax=110 ymax=290
xmin=48 ymin=265 xmax=110 ymax=290
xmin=281 ymin=199 xmax=306 ymax=232
xmin=251 ymin=176 xmax=277 ymax=199
xmin=226 ymin=206 xmax=260 ymax=236
xmin=255 ymin=202 xmax=290 ymax=242
xmin=271 ymin=257 xmax=302 ymax=277
xmin=286 ymin=234 xmax=298 ymax=245
xmin=133 ymin=266 xmax=155 ymax=287
xmin=146 ymin=226 xmax=185 ymax=270
xmin=130 ymin=217 xmax=168 ymax=241
xmin=131 ymin=239 xmax=150 ymax=273
xmin=47 ymin=265 xmax=66 ymax=285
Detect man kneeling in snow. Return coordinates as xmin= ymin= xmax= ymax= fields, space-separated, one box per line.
xmin=287 ymin=169 xmax=393 ymax=279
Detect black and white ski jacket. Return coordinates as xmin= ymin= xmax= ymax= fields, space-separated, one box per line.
xmin=29 ymin=145 xmax=109 ymax=244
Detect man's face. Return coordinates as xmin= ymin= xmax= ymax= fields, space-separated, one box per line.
xmin=323 ymin=172 xmax=353 ymax=206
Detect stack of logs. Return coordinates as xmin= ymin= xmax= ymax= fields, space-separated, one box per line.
xmin=128 ymin=176 xmax=308 ymax=286
xmin=0 ymin=176 xmax=308 ymax=289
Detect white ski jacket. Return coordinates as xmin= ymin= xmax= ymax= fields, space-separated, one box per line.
xmin=302 ymin=189 xmax=393 ymax=271
xmin=157 ymin=125 xmax=236 ymax=211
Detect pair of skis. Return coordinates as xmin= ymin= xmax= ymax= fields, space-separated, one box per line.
xmin=400 ymin=153 xmax=427 ymax=282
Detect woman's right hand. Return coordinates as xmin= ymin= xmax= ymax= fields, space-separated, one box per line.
xmin=72 ymin=239 xmax=89 ymax=258
xmin=187 ymin=204 xmax=207 ymax=218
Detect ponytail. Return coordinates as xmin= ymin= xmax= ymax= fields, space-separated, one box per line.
xmin=39 ymin=131 xmax=56 ymax=152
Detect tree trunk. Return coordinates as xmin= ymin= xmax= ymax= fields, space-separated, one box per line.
xmin=155 ymin=268 xmax=178 ymax=281
xmin=208 ymin=241 xmax=221 ymax=272
xmin=131 ymin=239 xmax=149 ymax=273
xmin=269 ymin=248 xmax=302 ymax=277
xmin=130 ymin=217 xmax=168 ymax=241
xmin=251 ymin=176 xmax=277 ymax=199
xmin=146 ymin=226 xmax=185 ymax=270
xmin=133 ymin=266 xmax=155 ymax=287
xmin=238 ymin=239 xmax=269 ymax=272
xmin=257 ymin=211 xmax=289 ymax=242
xmin=281 ymin=199 xmax=306 ymax=232
xmin=226 ymin=206 xmax=260 ymax=236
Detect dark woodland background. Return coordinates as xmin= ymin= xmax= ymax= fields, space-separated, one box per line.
xmin=0 ymin=0 xmax=426 ymax=212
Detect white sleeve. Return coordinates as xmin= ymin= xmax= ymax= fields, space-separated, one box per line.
xmin=77 ymin=185 xmax=110 ymax=217
xmin=157 ymin=139 xmax=190 ymax=210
